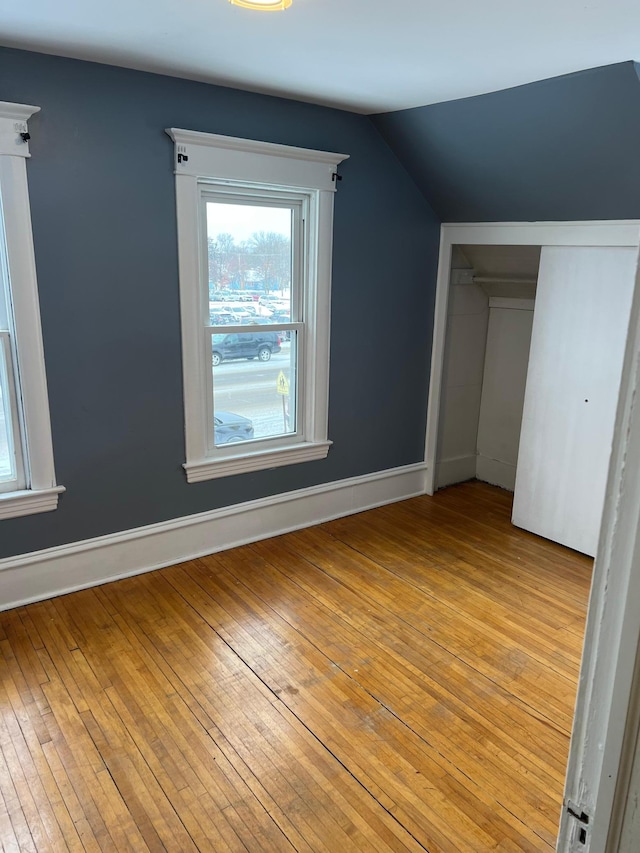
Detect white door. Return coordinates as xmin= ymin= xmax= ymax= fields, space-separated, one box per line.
xmin=512 ymin=245 xmax=637 ymax=556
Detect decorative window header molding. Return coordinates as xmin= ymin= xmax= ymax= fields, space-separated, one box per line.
xmin=165 ymin=128 xmax=349 ymax=192
xmin=0 ymin=102 xmax=40 ymax=158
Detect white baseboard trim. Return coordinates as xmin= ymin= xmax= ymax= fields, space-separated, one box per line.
xmin=0 ymin=462 xmax=428 ymax=612
xmin=436 ymin=455 xmax=477 ymax=488
xmin=476 ymin=455 xmax=516 ymax=492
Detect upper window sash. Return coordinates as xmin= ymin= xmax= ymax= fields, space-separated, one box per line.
xmin=198 ymin=180 xmax=313 ymax=322
xmin=0 ymin=102 xmax=63 ymax=518
xmin=199 ymin=184 xmax=305 ymax=323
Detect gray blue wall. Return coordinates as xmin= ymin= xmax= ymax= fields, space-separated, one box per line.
xmin=5 ymin=48 xmax=638 ymax=561
xmin=0 ymin=47 xmax=440 ymax=559
xmin=372 ymin=62 xmax=640 ymax=222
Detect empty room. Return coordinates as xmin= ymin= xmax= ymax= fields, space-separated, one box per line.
xmin=2 ymin=2 xmax=640 ymax=851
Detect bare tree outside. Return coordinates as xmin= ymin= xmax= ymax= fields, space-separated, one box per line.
xmin=247 ymin=231 xmax=291 ymax=295
xmin=206 ymin=200 xmax=292 ymax=297
xmin=208 ymin=232 xmax=239 ymax=292
xmin=208 ymin=230 xmax=291 ymax=295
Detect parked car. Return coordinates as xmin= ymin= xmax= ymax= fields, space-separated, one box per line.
xmin=209 ymin=310 xmax=235 ymax=325
xmin=227 ymin=307 xmax=252 ymax=322
xmin=214 ymin=411 xmax=254 ymax=444
xmin=212 ymin=332 xmax=281 ymax=365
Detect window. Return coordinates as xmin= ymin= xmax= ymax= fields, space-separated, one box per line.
xmin=0 ymin=102 xmax=62 ymax=519
xmin=167 ymin=128 xmax=348 ymax=482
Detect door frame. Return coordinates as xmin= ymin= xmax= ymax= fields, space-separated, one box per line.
xmin=424 ymin=219 xmax=640 ymax=851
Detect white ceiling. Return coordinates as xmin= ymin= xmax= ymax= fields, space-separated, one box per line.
xmin=2 ymin=0 xmax=639 ymax=114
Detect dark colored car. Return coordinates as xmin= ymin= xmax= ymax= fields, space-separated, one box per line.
xmin=212 ymin=332 xmax=281 ymax=365
xmin=214 ymin=411 xmax=254 ymax=444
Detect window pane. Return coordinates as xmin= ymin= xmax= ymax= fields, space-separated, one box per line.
xmin=212 ymin=329 xmax=297 ymax=446
xmin=206 ymin=201 xmax=292 ymax=318
xmin=0 ymin=196 xmax=18 ymax=485
xmin=0 ymin=338 xmax=16 ymax=483
xmin=0 ymin=221 xmax=10 ymax=332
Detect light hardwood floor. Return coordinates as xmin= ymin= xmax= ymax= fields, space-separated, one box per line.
xmin=0 ymin=481 xmax=592 ymax=852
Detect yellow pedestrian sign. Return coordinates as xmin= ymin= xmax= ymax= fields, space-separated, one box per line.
xmin=277 ymin=370 xmax=290 ymax=396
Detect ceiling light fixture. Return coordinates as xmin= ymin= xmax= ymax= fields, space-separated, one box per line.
xmin=229 ymin=0 xmax=292 ymax=9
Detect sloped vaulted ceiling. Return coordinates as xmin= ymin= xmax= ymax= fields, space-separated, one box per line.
xmin=371 ymin=62 xmax=640 ymax=223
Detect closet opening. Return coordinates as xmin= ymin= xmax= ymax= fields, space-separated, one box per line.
xmin=426 ymin=223 xmax=638 ymax=559
xmin=435 ymin=243 xmax=540 ymax=494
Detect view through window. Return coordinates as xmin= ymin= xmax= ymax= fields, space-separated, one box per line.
xmin=206 ymin=199 xmax=299 ymax=449
xmin=0 ymin=235 xmax=22 ymax=492
xmin=0 ymin=333 xmax=16 ymax=484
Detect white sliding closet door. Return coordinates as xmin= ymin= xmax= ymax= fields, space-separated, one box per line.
xmin=512 ymin=245 xmax=637 ymax=556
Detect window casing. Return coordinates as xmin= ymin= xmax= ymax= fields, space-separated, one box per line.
xmin=167 ymin=128 xmax=348 ymax=482
xmin=0 ymin=102 xmax=63 ymax=519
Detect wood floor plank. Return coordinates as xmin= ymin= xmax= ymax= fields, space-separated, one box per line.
xmin=0 ymin=741 xmax=37 ymax=853
xmin=0 ymin=656 xmax=82 ymax=852
xmin=164 ymin=557 xmax=552 ymax=851
xmin=244 ymin=536 xmax=571 ymax=785
xmin=329 ymin=503 xmax=588 ymax=629
xmin=279 ymin=525 xmax=578 ymax=729
xmin=0 ymin=482 xmax=591 ymax=851
xmin=326 ymin=508 xmax=588 ymax=642
xmin=96 ymin=574 xmax=425 ymax=853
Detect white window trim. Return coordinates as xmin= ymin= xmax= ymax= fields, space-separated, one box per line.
xmin=166 ymin=128 xmax=348 ymax=482
xmin=0 ymin=102 xmax=63 ymax=518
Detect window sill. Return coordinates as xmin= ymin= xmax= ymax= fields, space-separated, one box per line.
xmin=184 ymin=441 xmax=332 ymax=483
xmin=0 ymin=485 xmax=65 ymax=520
